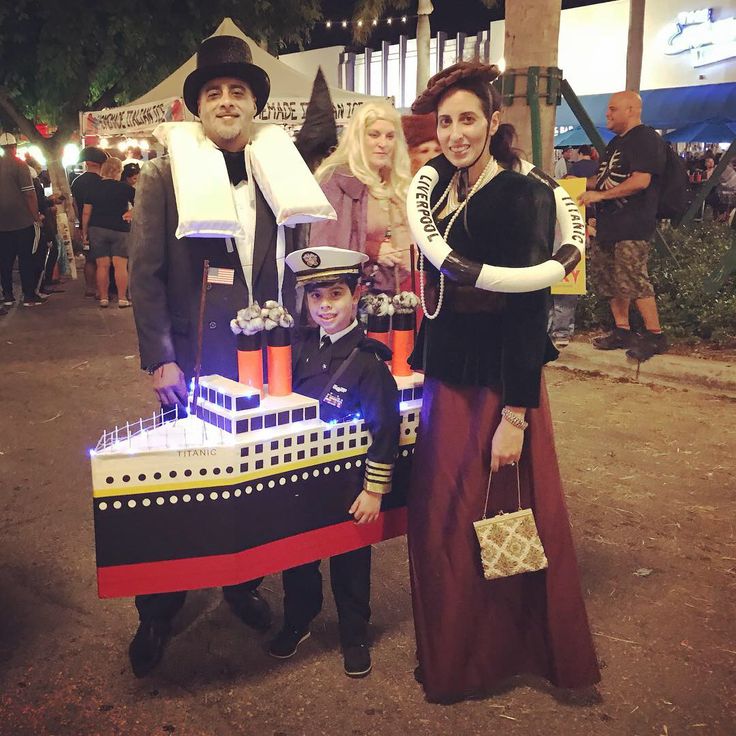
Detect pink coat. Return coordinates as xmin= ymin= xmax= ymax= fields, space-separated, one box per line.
xmin=309 ymin=167 xmax=368 ymax=253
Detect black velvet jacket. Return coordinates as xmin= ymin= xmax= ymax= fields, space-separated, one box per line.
xmin=409 ymin=168 xmax=559 ymax=408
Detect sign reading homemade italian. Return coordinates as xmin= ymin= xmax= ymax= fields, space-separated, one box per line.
xmin=84 ymin=98 xmax=185 ymax=136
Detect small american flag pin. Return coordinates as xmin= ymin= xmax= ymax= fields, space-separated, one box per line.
xmin=207 ymin=267 xmax=235 ymax=285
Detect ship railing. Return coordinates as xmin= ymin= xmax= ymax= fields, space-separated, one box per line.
xmin=94 ymin=406 xmax=188 ymax=452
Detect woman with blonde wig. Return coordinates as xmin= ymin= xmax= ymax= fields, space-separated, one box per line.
xmin=310 ymin=101 xmax=413 ymax=294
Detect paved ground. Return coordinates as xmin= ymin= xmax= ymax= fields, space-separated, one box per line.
xmin=1 ymin=281 xmax=734 ymax=736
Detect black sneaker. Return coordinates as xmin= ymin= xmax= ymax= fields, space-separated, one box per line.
xmin=2 ymin=296 xmax=14 ymax=307
xmin=268 ymin=627 xmax=311 ymax=659
xmin=592 ymin=327 xmax=633 ymax=350
xmin=626 ymin=331 xmax=668 ymax=362
xmin=343 ymin=644 xmax=372 ymax=678
xmin=35 ymin=291 xmax=49 ymax=301
xmin=128 ymin=619 xmax=171 ymax=678
xmin=22 ymin=296 xmax=45 ymax=307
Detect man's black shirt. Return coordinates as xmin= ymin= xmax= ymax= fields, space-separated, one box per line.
xmin=595 ymin=125 xmax=665 ymax=242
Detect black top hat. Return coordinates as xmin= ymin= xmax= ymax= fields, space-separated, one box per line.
xmin=183 ymin=35 xmax=270 ymax=116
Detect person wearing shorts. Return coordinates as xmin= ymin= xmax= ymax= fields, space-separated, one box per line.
xmin=579 ymin=91 xmax=667 ymax=361
xmin=82 ymin=156 xmax=134 ymax=308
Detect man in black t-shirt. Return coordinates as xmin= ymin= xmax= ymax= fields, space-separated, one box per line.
xmin=71 ymin=146 xmax=107 ymax=298
xmin=579 ymin=91 xmax=667 ymax=360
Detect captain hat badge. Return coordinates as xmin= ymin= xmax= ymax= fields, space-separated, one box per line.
xmin=286 ymin=246 xmax=368 ymax=286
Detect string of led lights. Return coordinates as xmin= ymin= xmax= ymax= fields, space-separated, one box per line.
xmin=323 ymin=15 xmax=418 ymax=30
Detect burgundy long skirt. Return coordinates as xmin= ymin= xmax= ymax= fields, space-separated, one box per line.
xmin=407 ymin=376 xmax=600 ymax=703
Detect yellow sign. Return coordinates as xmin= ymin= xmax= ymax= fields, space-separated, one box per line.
xmin=551 ymin=177 xmax=587 ymax=296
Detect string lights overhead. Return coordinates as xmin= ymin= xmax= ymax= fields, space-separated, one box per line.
xmin=323 ymin=15 xmax=415 ymax=31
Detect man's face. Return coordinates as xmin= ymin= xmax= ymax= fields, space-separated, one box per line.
xmin=409 ymin=139 xmax=442 ymax=175
xmin=606 ymin=94 xmax=634 ymax=134
xmin=198 ymin=76 xmax=256 ymax=150
xmin=306 ymin=281 xmax=359 ymax=335
xmin=562 ymin=148 xmax=574 ymax=160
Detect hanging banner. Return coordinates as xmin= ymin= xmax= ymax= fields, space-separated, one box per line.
xmin=82 ymin=97 xmax=187 ymax=137
xmin=257 ymin=96 xmax=393 ymax=126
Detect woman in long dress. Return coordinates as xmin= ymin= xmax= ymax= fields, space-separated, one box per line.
xmin=406 ymin=61 xmax=600 ymax=704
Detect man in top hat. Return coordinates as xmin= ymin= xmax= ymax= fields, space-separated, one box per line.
xmin=127 ymin=33 xmax=303 ymax=678
xmin=71 ymin=146 xmax=108 ymax=298
xmin=0 ymin=133 xmax=43 ymax=308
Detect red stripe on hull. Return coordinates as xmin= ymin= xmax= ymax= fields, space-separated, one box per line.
xmin=97 ymin=507 xmax=407 ymax=598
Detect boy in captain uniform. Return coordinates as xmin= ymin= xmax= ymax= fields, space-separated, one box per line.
xmin=269 ymin=246 xmax=400 ymax=677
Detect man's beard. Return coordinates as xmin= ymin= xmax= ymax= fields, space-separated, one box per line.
xmin=212 ymin=118 xmax=247 ymax=140
xmin=202 ymin=111 xmax=251 ymax=146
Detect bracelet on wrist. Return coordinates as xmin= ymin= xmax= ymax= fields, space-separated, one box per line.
xmin=501 ymin=407 xmax=528 ymax=431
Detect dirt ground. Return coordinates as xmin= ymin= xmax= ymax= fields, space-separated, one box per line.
xmin=0 ymin=283 xmax=734 ymax=736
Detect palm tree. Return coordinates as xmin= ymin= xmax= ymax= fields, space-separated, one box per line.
xmin=503 ymin=0 xmax=563 ymax=170
xmin=626 ymin=0 xmax=646 ymax=91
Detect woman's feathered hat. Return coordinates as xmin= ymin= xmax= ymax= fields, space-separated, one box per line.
xmin=183 ymin=35 xmax=270 ymax=116
xmin=411 ymin=61 xmax=501 ymax=114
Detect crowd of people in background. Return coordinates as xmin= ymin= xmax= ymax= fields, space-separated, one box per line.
xmin=0 ymin=140 xmax=142 ymax=318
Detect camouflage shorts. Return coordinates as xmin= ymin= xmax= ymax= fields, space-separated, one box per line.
xmin=589 ymin=238 xmax=655 ymax=299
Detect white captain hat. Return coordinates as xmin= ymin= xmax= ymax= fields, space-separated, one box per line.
xmin=285 ymin=246 xmax=368 ymax=287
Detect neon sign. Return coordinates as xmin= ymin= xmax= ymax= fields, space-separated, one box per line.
xmin=662 ymin=6 xmax=736 ymax=67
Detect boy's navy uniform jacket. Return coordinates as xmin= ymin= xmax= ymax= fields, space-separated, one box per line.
xmin=292 ymin=324 xmax=400 ymax=494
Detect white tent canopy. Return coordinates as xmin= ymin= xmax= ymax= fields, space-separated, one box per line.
xmin=82 ymin=18 xmax=386 ymax=137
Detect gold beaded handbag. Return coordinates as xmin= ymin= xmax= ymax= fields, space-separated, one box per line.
xmin=473 ymin=464 xmax=548 ymax=581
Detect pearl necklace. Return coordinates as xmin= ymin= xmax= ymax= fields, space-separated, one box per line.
xmin=419 ymin=156 xmax=501 ymax=320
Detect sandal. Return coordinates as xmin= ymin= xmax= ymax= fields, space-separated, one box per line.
xmin=99 ymin=299 xmax=109 ymax=308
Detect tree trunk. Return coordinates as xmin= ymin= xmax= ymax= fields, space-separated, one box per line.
xmin=626 ymin=0 xmax=646 ymax=92
xmin=416 ymin=0 xmax=433 ymax=96
xmin=503 ymin=0 xmax=562 ymax=173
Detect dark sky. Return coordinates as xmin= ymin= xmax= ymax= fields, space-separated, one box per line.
xmin=287 ymin=0 xmax=614 ymax=52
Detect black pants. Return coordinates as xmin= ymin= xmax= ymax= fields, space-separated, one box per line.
xmin=135 ymin=578 xmax=263 ymax=623
xmin=44 ymin=239 xmax=58 ymax=284
xmin=282 ymin=546 xmax=371 ymax=648
xmin=0 ymin=225 xmax=37 ymax=300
